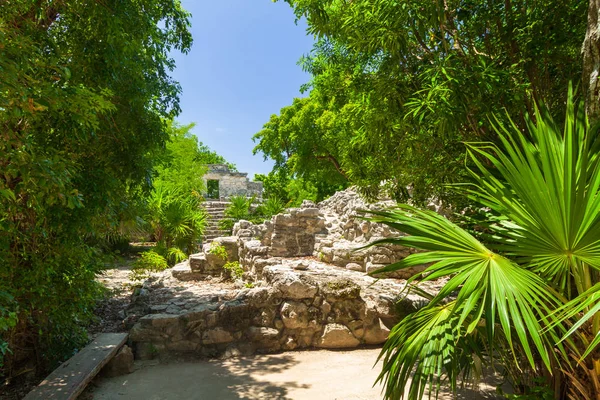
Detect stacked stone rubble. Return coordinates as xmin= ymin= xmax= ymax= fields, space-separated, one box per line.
xmin=131 ymin=262 xmax=424 ymax=360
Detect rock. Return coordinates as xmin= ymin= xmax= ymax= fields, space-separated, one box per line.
xmin=171 ymin=261 xmax=204 ymax=281
xmin=320 ymin=278 xmax=361 ymax=302
xmin=101 ymin=345 xmax=134 ymax=377
xmin=317 ymin=324 xmax=360 ymax=348
xmin=280 ymin=301 xmax=309 ymax=329
xmin=365 ymin=262 xmax=387 ymax=275
xmin=292 ymin=260 xmax=310 ymax=270
xmin=134 ymin=342 xmax=163 ymax=360
xmin=363 ymin=319 xmax=391 ymax=345
xmin=189 ymin=253 xmax=208 ymax=272
xmin=267 ymin=269 xmax=318 ymax=300
xmin=166 ymin=340 xmax=199 ymax=352
xmin=345 ymin=262 xmax=364 ymax=272
xmin=202 ymin=328 xmax=234 ymax=345
xmin=246 ymin=326 xmax=279 ymax=340
xmin=370 ymin=254 xmax=390 ymax=264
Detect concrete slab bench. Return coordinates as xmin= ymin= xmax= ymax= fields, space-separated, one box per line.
xmin=23 ymin=332 xmax=128 ymax=400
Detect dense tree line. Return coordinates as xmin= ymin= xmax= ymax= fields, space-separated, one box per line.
xmin=255 ymin=0 xmax=587 ymax=203
xmin=0 ymin=1 xmax=191 ymax=381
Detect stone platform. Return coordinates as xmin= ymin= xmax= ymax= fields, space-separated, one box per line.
xmin=128 ymin=259 xmax=439 ymax=360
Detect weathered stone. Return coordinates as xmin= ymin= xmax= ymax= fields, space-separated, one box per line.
xmin=166 ymin=340 xmax=199 ymax=352
xmin=363 ymin=319 xmax=391 ymax=345
xmin=292 ymin=260 xmax=310 ymax=270
xmin=296 ymin=207 xmax=320 ymax=217
xmin=242 ymin=287 xmax=280 ymax=308
xmin=317 ymin=324 xmax=360 ymax=348
xmin=321 ymin=301 xmax=331 ymax=318
xmin=171 ymin=261 xmax=204 ymax=281
xmin=370 ymin=254 xmax=391 ymax=264
xmin=320 ymin=278 xmax=361 ymax=302
xmin=203 ymin=164 xmax=263 ymax=199
xmin=134 ymin=342 xmax=163 ymax=360
xmin=189 ymin=253 xmax=208 ymax=272
xmin=345 ymin=262 xmax=364 ymax=272
xmin=282 ymin=336 xmax=298 ymax=350
xmin=139 ymin=314 xmax=180 ymax=329
xmin=130 ymin=325 xmax=168 ymax=342
xmin=267 ymin=269 xmax=318 ymax=300
xmin=280 ymin=301 xmax=309 ymax=329
xmin=365 ymin=262 xmax=387 ymax=275
xmin=246 ymin=326 xmax=279 ymax=340
xmin=102 ymin=345 xmax=134 ymax=377
xmin=202 ymin=328 xmax=234 ymax=345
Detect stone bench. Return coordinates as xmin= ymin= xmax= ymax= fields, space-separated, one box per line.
xmin=23 ymin=333 xmax=128 ymax=400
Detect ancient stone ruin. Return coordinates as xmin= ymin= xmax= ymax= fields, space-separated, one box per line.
xmin=126 ymin=188 xmax=435 ymax=361
xmin=203 ymin=164 xmax=263 ymax=200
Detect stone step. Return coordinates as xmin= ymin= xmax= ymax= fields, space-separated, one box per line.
xmin=171 ymin=261 xmax=204 ymax=281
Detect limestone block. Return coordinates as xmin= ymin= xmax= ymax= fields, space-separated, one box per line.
xmin=370 ymin=254 xmax=391 ymax=264
xmin=166 ymin=340 xmax=199 ymax=352
xmin=171 ymin=261 xmax=204 ymax=281
xmin=345 ymin=262 xmax=364 ymax=272
xmin=280 ymin=301 xmax=309 ymax=329
xmin=317 ymin=324 xmax=360 ymax=348
xmin=363 ymin=319 xmax=391 ymax=345
xmin=202 ymin=328 xmax=234 ymax=345
xmin=296 ymin=207 xmax=320 ymax=217
xmin=267 ymin=270 xmax=318 ymax=300
xmin=189 ymin=253 xmax=208 ymax=272
xmin=102 ymin=345 xmax=134 ymax=377
xmin=246 ymin=326 xmax=279 ymax=341
xmin=320 ymin=278 xmax=361 ymax=302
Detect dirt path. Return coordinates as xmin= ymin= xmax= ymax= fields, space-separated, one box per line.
xmin=85 ymin=348 xmax=502 ymax=400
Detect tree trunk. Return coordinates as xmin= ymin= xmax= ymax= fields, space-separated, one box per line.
xmin=584 ymin=0 xmax=600 ymax=123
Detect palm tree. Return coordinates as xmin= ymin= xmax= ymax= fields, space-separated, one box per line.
xmin=368 ymin=88 xmax=600 ymax=399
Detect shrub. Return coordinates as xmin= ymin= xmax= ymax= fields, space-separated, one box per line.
xmin=223 ymin=261 xmax=243 ymax=280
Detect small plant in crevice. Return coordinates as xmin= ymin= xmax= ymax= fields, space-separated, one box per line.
xmin=223 ymin=261 xmax=244 ymax=280
xmin=208 ymin=242 xmax=228 ymax=260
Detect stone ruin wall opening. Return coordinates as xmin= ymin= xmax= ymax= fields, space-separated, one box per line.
xmin=203 ymin=164 xmax=263 ymax=200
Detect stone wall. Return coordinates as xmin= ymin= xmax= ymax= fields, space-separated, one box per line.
xmin=130 ymin=187 xmax=441 ymax=360
xmin=229 ymin=188 xmax=425 ymax=280
xmin=131 ymin=261 xmax=425 ymax=360
xmin=203 ymin=164 xmax=263 ymax=199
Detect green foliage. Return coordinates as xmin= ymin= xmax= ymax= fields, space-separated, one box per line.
xmin=366 ymin=89 xmax=600 ymax=399
xmin=254 ymin=170 xmax=336 ymax=206
xmin=133 ymin=251 xmax=168 ymax=272
xmin=220 ymin=195 xmax=286 ymax=234
xmin=225 ymin=195 xmax=254 ymax=221
xmin=223 ymin=261 xmax=244 ymax=280
xmin=208 ymin=243 xmax=228 ymax=261
xmin=256 ymin=197 xmax=285 ymax=217
xmin=144 ymin=122 xmax=208 ymax=264
xmin=261 ymin=0 xmax=587 ymax=202
xmin=129 ymin=251 xmax=169 ymax=281
xmin=0 ymin=293 xmax=18 ymax=370
xmin=0 ymin=0 xmax=191 ymax=378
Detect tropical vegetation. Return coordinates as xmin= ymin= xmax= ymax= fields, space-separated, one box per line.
xmin=0 ymin=0 xmax=192 ymax=381
xmin=219 ymin=195 xmax=285 ymax=233
xmin=257 ymin=0 xmax=588 ymax=203
xmin=366 ymin=89 xmax=600 ymax=399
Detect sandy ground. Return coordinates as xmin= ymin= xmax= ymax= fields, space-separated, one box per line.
xmin=86 ymin=348 xmax=503 ymax=400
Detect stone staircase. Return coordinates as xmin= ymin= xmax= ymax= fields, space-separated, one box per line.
xmin=203 ymin=201 xmax=231 ymax=242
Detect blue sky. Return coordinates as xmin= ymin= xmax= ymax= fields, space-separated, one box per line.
xmin=170 ymin=1 xmax=315 ymax=179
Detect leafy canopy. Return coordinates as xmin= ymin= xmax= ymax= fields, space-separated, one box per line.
xmin=0 ymin=0 xmax=191 ymax=377
xmin=258 ymin=0 xmax=587 ymax=202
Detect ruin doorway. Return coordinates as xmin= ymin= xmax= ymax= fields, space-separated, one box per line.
xmin=207 ymin=179 xmax=220 ymax=199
